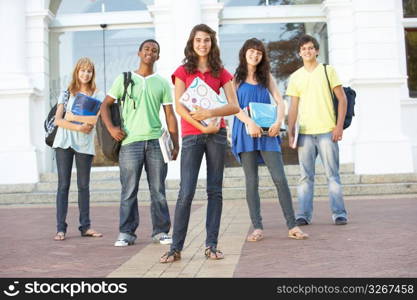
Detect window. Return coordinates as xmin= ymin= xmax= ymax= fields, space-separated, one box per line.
xmin=54 ymin=0 xmax=149 ymax=15
xmin=219 ymin=22 xmax=327 ymax=165
xmin=405 ymin=29 xmax=417 ymax=97
xmin=403 ymin=0 xmax=417 ymax=97
xmin=50 ymin=28 xmax=155 ymax=100
xmin=221 ymin=0 xmax=322 ymax=7
xmin=403 ymin=0 xmax=417 ymax=18
xmin=219 ymin=22 xmax=328 ymax=93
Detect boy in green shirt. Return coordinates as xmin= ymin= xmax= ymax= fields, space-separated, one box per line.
xmin=287 ymin=34 xmax=348 ymax=226
xmin=101 ymin=39 xmax=179 ymax=246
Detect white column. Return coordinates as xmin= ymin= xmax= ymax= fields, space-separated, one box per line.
xmin=148 ymin=0 xmax=204 ymax=180
xmin=350 ymin=0 xmax=413 ymax=174
xmin=26 ymin=0 xmax=55 ymax=174
xmin=0 ymin=0 xmax=32 ymax=90
xmin=323 ymin=0 xmax=356 ymax=164
xmin=171 ymin=0 xmax=202 ymax=65
xmin=0 ymin=0 xmax=44 ymax=184
xmin=148 ymin=0 xmax=202 ymax=79
xmin=201 ymin=0 xmax=224 ymax=33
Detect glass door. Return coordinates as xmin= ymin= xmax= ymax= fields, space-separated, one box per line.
xmin=50 ymin=27 xmax=155 ymax=166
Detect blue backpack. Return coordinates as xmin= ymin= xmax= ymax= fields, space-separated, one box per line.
xmin=323 ymin=64 xmax=356 ymax=129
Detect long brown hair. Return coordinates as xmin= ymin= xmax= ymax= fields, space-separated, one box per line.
xmin=67 ymin=57 xmax=96 ymax=96
xmin=183 ymin=24 xmax=223 ymax=77
xmin=234 ymin=38 xmax=270 ymax=88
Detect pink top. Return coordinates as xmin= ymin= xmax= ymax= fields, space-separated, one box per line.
xmin=172 ymin=65 xmax=233 ymax=137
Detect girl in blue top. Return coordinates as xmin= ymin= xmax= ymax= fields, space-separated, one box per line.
xmin=232 ymin=38 xmax=308 ymax=241
xmin=52 ymin=57 xmax=103 ymax=241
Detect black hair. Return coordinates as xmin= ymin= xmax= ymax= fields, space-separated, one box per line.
xmin=139 ymin=39 xmax=160 ymax=54
xmin=234 ymin=38 xmax=270 ymax=88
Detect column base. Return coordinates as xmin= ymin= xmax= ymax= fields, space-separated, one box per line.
xmin=354 ymin=138 xmax=414 ymax=174
xmin=0 ymin=148 xmax=39 ymax=184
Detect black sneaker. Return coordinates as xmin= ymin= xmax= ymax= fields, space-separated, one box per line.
xmin=296 ymin=218 xmax=308 ymax=226
xmin=335 ymin=217 xmax=347 ymax=225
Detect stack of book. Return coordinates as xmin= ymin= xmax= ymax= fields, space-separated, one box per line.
xmin=71 ymin=93 xmax=101 ymax=124
xmin=179 ymin=77 xmax=227 ymax=126
xmin=243 ymin=102 xmax=286 ymax=135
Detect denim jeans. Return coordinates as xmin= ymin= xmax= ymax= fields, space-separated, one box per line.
xmin=241 ymin=151 xmax=296 ymax=230
xmin=171 ymin=128 xmax=227 ymax=252
xmin=118 ymin=139 xmax=170 ymax=237
xmin=296 ymin=132 xmax=347 ymax=223
xmin=55 ymin=147 xmax=93 ymax=233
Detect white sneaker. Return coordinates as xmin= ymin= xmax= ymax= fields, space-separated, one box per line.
xmin=114 ymin=233 xmax=136 ymax=247
xmin=152 ymin=233 xmax=172 ymax=245
xmin=114 ymin=240 xmax=130 ymax=247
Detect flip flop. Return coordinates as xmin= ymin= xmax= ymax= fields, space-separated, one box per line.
xmin=288 ymin=226 xmax=309 ymax=240
xmin=54 ymin=232 xmax=65 ymax=241
xmin=247 ymin=230 xmax=264 ymax=242
xmin=81 ymin=229 xmax=103 ymax=237
xmin=160 ymin=250 xmax=181 ymax=263
xmin=205 ymin=247 xmax=224 ymax=260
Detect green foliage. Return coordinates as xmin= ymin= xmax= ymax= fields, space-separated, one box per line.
xmin=403 ymin=0 xmax=417 ymax=18
xmin=405 ymin=29 xmax=417 ymax=97
xmin=266 ymin=24 xmax=304 ymax=81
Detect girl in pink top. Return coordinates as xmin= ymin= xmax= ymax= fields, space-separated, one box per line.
xmin=160 ymin=24 xmax=239 ymax=263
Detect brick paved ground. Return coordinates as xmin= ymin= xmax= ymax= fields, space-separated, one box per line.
xmin=1 ymin=196 xmax=416 ymax=278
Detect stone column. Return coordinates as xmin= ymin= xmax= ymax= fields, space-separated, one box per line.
xmin=201 ymin=0 xmax=224 ymax=34
xmin=26 ymin=0 xmax=55 ymax=173
xmin=323 ymin=0 xmax=356 ymax=164
xmin=148 ymin=0 xmax=204 ymax=180
xmin=350 ymin=0 xmax=413 ymax=174
xmin=0 ymin=0 xmax=43 ymax=184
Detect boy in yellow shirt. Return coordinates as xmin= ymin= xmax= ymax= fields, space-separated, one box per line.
xmin=287 ymin=34 xmax=348 ymax=226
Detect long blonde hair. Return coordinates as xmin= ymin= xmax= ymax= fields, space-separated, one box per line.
xmin=67 ymin=57 xmax=96 ymax=96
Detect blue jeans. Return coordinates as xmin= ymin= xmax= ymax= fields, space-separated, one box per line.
xmin=171 ymin=128 xmax=227 ymax=252
xmin=241 ymin=151 xmax=296 ymax=230
xmin=118 ymin=139 xmax=171 ymax=237
xmin=296 ymin=132 xmax=347 ymax=223
xmin=55 ymin=147 xmax=93 ymax=233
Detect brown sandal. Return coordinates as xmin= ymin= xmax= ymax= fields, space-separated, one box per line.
xmin=288 ymin=226 xmax=309 ymax=240
xmin=54 ymin=232 xmax=65 ymax=241
xmin=205 ymin=247 xmax=224 ymax=260
xmin=160 ymin=250 xmax=181 ymax=263
xmin=81 ymin=229 xmax=103 ymax=237
xmin=247 ymin=229 xmax=264 ymax=242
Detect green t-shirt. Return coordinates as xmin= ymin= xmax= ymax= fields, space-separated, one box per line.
xmin=108 ymin=72 xmax=173 ymax=145
xmin=286 ymin=64 xmax=341 ymax=135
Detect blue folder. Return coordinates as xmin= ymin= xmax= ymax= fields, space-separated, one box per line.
xmin=248 ymin=102 xmax=277 ymax=130
xmin=71 ymin=93 xmax=101 ymax=116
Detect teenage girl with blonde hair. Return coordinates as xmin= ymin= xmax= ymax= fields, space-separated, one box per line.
xmin=53 ymin=57 xmax=103 ymax=241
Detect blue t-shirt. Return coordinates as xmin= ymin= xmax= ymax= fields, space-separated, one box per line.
xmin=231 ymin=82 xmax=281 ymax=164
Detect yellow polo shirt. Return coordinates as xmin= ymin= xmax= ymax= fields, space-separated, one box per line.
xmin=286 ymin=64 xmax=341 ymax=134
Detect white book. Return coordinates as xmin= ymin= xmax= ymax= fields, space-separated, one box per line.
xmin=179 ymin=77 xmax=226 ymax=126
xmin=159 ymin=128 xmax=174 ymax=163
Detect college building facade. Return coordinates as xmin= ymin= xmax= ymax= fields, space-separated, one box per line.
xmin=0 ymin=0 xmax=416 ymax=184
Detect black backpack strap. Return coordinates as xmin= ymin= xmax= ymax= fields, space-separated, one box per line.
xmin=121 ymin=72 xmax=130 ymax=105
xmin=118 ymin=71 xmax=134 ymax=127
xmin=323 ymin=64 xmax=334 ymax=99
xmin=323 ymin=64 xmax=339 ymax=119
